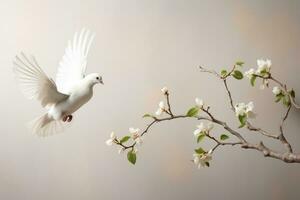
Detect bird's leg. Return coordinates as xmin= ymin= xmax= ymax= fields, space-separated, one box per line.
xmin=62 ymin=115 xmax=73 ymax=122
xmin=62 ymin=115 xmax=68 ymax=122
xmin=67 ymin=115 xmax=73 ymax=122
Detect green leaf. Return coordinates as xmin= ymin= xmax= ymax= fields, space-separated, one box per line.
xmin=238 ymin=114 xmax=247 ymax=128
xmin=127 ymin=150 xmax=137 ymax=165
xmin=197 ymin=133 xmax=206 ymax=143
xmin=205 ymin=162 xmax=210 ymax=167
xmin=186 ymin=107 xmax=199 ymax=117
xmin=289 ymin=89 xmax=295 ymax=98
xmin=250 ymin=75 xmax=256 ymax=86
xmin=120 ymin=136 xmax=131 ymax=144
xmin=221 ymin=69 xmax=227 ymax=77
xmin=282 ymin=95 xmax=291 ymax=107
xmin=260 ymin=69 xmax=268 ymax=75
xmin=235 ymin=61 xmax=244 ymax=66
xmin=143 ymin=114 xmax=153 ymax=118
xmin=275 ymin=95 xmax=282 ymax=103
xmin=194 ymin=147 xmax=205 ymax=154
xmin=220 ymin=134 xmax=229 ymax=140
xmin=232 ymin=70 xmax=244 ymax=80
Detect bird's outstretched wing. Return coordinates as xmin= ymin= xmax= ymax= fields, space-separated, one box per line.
xmin=56 ymin=29 xmax=95 ymax=94
xmin=13 ymin=52 xmax=69 ymax=107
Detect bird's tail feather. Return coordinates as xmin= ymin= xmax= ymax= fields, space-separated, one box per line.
xmin=28 ymin=114 xmax=64 ymax=137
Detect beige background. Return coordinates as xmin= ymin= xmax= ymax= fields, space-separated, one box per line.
xmin=1 ymin=0 xmax=300 ymax=199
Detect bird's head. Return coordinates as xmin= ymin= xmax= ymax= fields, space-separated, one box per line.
xmin=85 ymin=73 xmax=104 ymax=86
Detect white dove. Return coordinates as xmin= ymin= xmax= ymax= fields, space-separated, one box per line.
xmin=13 ymin=29 xmax=103 ymax=137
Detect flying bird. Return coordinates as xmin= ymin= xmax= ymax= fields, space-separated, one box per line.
xmin=13 ymin=29 xmax=103 ymax=136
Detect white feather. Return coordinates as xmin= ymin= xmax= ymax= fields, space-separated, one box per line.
xmin=56 ymin=28 xmax=95 ymax=94
xmin=13 ymin=52 xmax=69 ymax=107
xmin=28 ymin=114 xmax=64 ymax=137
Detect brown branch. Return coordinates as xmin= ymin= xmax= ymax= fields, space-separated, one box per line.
xmin=165 ymin=92 xmax=174 ymax=117
xmin=223 ymin=79 xmax=234 ymax=110
xmin=197 ymin=65 xmax=299 ymax=162
xmin=112 ymin=64 xmax=300 ymax=164
xmin=205 ymin=134 xmax=242 ymax=153
xmin=279 ymin=105 xmax=293 ymax=153
xmin=246 ymin=122 xmax=278 ymax=139
xmin=242 ymin=142 xmax=300 ymax=163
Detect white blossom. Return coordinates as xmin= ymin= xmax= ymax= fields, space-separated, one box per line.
xmin=159 ymin=101 xmax=165 ymax=109
xmin=244 ymin=68 xmax=255 ymax=79
xmin=130 ymin=127 xmax=143 ymax=145
xmin=256 ymin=59 xmax=272 ymax=74
xmin=129 ymin=127 xmax=140 ymax=134
xmin=106 ymin=132 xmax=116 ymax=146
xmin=161 ymin=87 xmax=168 ymax=94
xmin=272 ymin=86 xmax=281 ymax=95
xmin=193 ymin=122 xmax=213 ymax=137
xmin=155 ymin=101 xmax=166 ymax=116
xmin=118 ymin=147 xmax=125 ymax=154
xmin=235 ymin=102 xmax=246 ymax=116
xmin=235 ymin=102 xmax=255 ymax=118
xmin=195 ymin=98 xmax=204 ymax=108
xmin=135 ymin=137 xmax=143 ymax=145
xmin=155 ymin=108 xmax=163 ymax=116
xmin=193 ymin=149 xmax=212 ymax=168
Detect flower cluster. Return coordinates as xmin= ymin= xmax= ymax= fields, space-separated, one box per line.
xmin=193 ymin=122 xmax=214 ymax=137
xmin=272 ymin=86 xmax=281 ymax=96
xmin=234 ymin=102 xmax=255 ymax=118
xmin=193 ymin=149 xmax=212 ymax=168
xmin=106 ymin=127 xmax=143 ymax=164
xmin=154 ymin=87 xmax=170 ymax=116
xmin=245 ymin=59 xmax=272 ymax=77
xmin=195 ymin=98 xmax=204 ymax=108
xmin=106 ymin=132 xmax=116 ymax=146
xmin=272 ymin=86 xmax=294 ymax=107
xmin=155 ymin=101 xmax=166 ymax=116
xmin=256 ymin=59 xmax=272 ymax=74
xmin=235 ymin=101 xmax=255 ymax=127
xmin=130 ymin=127 xmax=143 ymax=145
xmin=244 ymin=59 xmax=272 ymax=89
xmin=161 ymin=86 xmax=168 ymax=94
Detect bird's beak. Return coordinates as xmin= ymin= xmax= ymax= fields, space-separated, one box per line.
xmin=99 ymin=77 xmax=104 ymax=85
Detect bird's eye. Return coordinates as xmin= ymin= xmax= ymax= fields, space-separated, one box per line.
xmin=96 ymin=77 xmax=99 ymax=80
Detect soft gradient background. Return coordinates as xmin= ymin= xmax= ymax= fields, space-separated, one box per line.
xmin=1 ymin=0 xmax=300 ymax=199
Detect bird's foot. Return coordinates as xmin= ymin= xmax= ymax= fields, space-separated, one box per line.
xmin=62 ymin=115 xmax=73 ymax=122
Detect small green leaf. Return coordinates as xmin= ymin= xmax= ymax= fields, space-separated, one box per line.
xmin=197 ymin=133 xmax=206 ymax=143
xmin=186 ymin=107 xmax=199 ymax=117
xmin=260 ymin=69 xmax=268 ymax=75
xmin=232 ymin=70 xmax=244 ymax=80
xmin=220 ymin=134 xmax=229 ymax=140
xmin=238 ymin=114 xmax=247 ymax=128
xmin=221 ymin=69 xmax=227 ymax=77
xmin=289 ymin=89 xmax=295 ymax=98
xmin=282 ymin=95 xmax=291 ymax=107
xmin=143 ymin=114 xmax=153 ymax=118
xmin=194 ymin=147 xmax=205 ymax=154
xmin=275 ymin=95 xmax=282 ymax=103
xmin=250 ymin=75 xmax=256 ymax=86
xmin=127 ymin=150 xmax=136 ymax=165
xmin=120 ymin=136 xmax=131 ymax=144
xmin=235 ymin=61 xmax=244 ymax=66
xmin=275 ymin=93 xmax=284 ymax=103
xmin=205 ymin=162 xmax=210 ymax=167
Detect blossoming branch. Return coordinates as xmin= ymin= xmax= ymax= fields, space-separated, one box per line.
xmin=106 ymin=59 xmax=300 ymax=167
